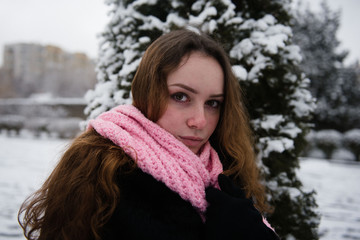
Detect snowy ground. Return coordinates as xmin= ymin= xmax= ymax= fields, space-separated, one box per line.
xmin=297 ymin=158 xmax=360 ymax=239
xmin=0 ymin=134 xmax=359 ymax=240
xmin=0 ymin=134 xmax=69 ymax=239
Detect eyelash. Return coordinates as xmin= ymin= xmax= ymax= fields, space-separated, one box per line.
xmin=206 ymin=100 xmax=221 ymax=109
xmin=171 ymin=92 xmax=189 ymax=103
xmin=170 ymin=92 xmax=222 ymax=109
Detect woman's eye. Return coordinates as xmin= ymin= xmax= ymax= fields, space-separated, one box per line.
xmin=206 ymin=100 xmax=221 ymax=109
xmin=171 ymin=92 xmax=189 ymax=102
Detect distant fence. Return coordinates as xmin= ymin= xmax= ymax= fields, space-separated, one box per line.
xmin=0 ymin=98 xmax=86 ymax=138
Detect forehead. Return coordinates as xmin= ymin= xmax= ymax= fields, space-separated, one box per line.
xmin=167 ymin=52 xmax=224 ymax=93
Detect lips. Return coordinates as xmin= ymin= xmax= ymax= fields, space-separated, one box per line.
xmin=179 ymin=136 xmax=203 ymax=147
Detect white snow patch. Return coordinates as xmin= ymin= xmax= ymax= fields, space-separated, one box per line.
xmin=189 ymin=6 xmax=217 ymax=25
xmin=289 ymin=88 xmax=316 ymax=118
xmin=259 ymin=137 xmax=294 ymax=157
xmin=230 ymin=39 xmax=254 ymax=60
xmin=166 ymin=13 xmax=187 ymax=27
xmin=139 ymin=36 xmax=151 ymax=44
xmin=191 ymin=0 xmax=205 ymax=12
xmin=261 ymin=115 xmax=284 ymax=130
xmin=119 ymin=58 xmax=142 ymax=78
xmin=284 ymin=45 xmax=302 ymax=63
xmin=280 ymin=122 xmax=302 ymax=138
xmin=232 ymin=65 xmax=248 ymax=81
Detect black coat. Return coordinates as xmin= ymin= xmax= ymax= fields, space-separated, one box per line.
xmin=101 ymin=168 xmax=205 ymax=240
xmin=101 ymin=168 xmax=280 ymax=240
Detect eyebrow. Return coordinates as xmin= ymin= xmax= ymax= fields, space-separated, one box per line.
xmin=169 ymin=83 xmax=224 ymax=98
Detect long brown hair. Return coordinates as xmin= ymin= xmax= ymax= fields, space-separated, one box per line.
xmin=132 ymin=29 xmax=269 ymax=210
xmin=18 ymin=130 xmax=134 ymax=240
xmin=19 ymin=29 xmax=270 ymax=240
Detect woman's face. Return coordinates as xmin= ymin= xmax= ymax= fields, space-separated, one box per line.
xmin=156 ymin=52 xmax=224 ymax=154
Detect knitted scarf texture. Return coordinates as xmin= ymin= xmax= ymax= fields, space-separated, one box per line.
xmin=88 ymin=104 xmax=223 ymax=217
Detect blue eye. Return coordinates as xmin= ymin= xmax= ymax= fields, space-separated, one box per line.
xmin=171 ymin=92 xmax=189 ymax=102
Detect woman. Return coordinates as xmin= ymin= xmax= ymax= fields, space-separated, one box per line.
xmin=19 ymin=29 xmax=279 ymax=240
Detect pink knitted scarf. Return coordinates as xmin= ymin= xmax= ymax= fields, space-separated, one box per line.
xmin=87 ymin=104 xmax=223 ymax=217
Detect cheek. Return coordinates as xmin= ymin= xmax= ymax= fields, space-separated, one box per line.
xmin=156 ymin=115 xmax=169 ymax=132
xmin=207 ymin=113 xmax=220 ymax=133
xmin=156 ymin=108 xmax=182 ymax=133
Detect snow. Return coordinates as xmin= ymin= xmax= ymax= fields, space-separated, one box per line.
xmin=119 ymin=58 xmax=142 ymax=78
xmin=166 ymin=13 xmax=187 ymax=27
xmin=297 ymin=158 xmax=360 ymax=240
xmin=230 ymin=39 xmax=254 ymax=59
xmin=232 ymin=65 xmax=248 ymax=81
xmin=0 ymin=97 xmax=86 ymax=106
xmin=191 ymin=0 xmax=205 ymax=12
xmin=280 ymin=122 xmax=302 ymax=138
xmin=189 ymin=6 xmax=217 ymax=25
xmin=259 ymin=137 xmax=294 ymax=157
xmin=315 ymin=130 xmax=343 ymax=146
xmin=284 ymin=45 xmax=303 ymax=63
xmin=84 ymin=81 xmax=119 ymax=119
xmin=344 ymin=129 xmax=360 ymax=142
xmin=138 ymin=36 xmax=151 ymax=44
xmin=289 ymin=87 xmax=316 ymax=118
xmin=217 ymin=0 xmax=236 ymax=24
xmin=332 ymin=148 xmax=356 ymax=161
xmin=0 ymin=135 xmax=69 ymax=239
xmin=133 ymin=0 xmax=157 ymax=8
xmin=1 ymin=135 xmax=359 ymax=240
xmin=123 ymin=49 xmax=138 ymax=65
xmin=253 ymin=115 xmax=285 ymax=131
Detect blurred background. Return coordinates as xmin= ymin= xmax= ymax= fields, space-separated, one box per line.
xmin=0 ymin=0 xmax=359 ymax=239
xmin=0 ymin=0 xmax=108 ymax=138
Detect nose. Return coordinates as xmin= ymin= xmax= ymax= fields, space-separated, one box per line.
xmin=186 ymin=106 xmax=207 ymax=129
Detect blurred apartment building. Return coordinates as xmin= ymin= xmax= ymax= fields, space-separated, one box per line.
xmin=0 ymin=43 xmax=97 ymax=98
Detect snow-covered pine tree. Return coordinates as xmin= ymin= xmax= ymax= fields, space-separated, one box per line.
xmin=226 ymin=1 xmax=319 ymax=239
xmin=292 ymin=1 xmax=360 ymax=131
xmin=85 ymin=0 xmax=319 ymax=239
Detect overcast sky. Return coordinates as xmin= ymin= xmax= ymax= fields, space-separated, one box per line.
xmin=300 ymin=0 xmax=360 ymax=65
xmin=0 ymin=0 xmax=359 ymax=66
xmin=0 ymin=0 xmax=109 ymax=65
